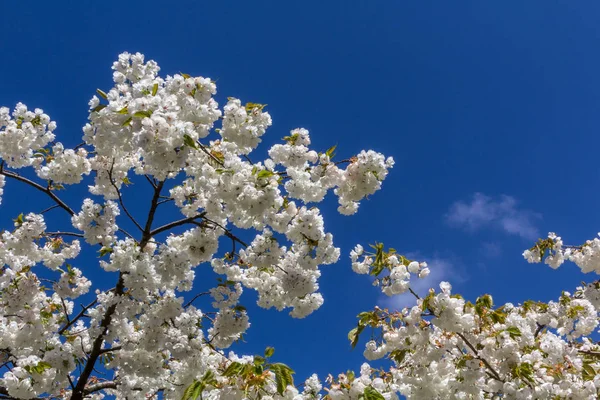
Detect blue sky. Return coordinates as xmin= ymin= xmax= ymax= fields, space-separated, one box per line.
xmin=2 ymin=0 xmax=600 ymax=385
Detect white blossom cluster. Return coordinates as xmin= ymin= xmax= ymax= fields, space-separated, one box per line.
xmin=352 ymin=278 xmax=600 ymax=399
xmin=3 ymin=51 xmax=599 ymax=400
xmin=33 ymin=143 xmax=91 ymax=185
xmin=350 ymin=244 xmax=430 ymax=295
xmin=524 ymin=232 xmax=600 ymax=274
xmin=71 ymin=199 xmax=121 ymax=246
xmin=0 ymin=52 xmax=397 ymax=399
xmin=0 ymin=104 xmax=56 ymax=168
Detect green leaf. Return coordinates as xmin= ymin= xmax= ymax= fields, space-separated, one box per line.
xmin=121 ymin=177 xmax=132 ymax=186
xmin=181 ymin=73 xmax=191 ymax=79
xmin=183 ymin=134 xmax=198 ymax=149
xmin=99 ymin=247 xmax=113 ymax=257
xmin=325 ymin=144 xmax=337 ymax=159
xmin=121 ymin=117 xmax=133 ymax=127
xmin=24 ymin=361 xmax=53 ymax=375
xmin=582 ymin=363 xmax=596 ymax=381
xmin=253 ymin=356 xmax=265 ymax=365
xmin=96 ymin=89 xmax=108 ymax=100
xmin=152 ymin=83 xmax=159 ymax=96
xmin=389 ymin=349 xmax=408 ymax=364
xmin=476 ymin=294 xmax=494 ymax=309
xmin=490 ymin=309 xmax=506 ymax=324
xmin=13 ymin=213 xmax=24 ymax=226
xmin=181 ymin=380 xmax=203 ymax=400
xmin=264 ymin=346 xmax=275 ymax=358
xmin=256 ymin=170 xmax=274 ymax=179
xmin=133 ymin=110 xmax=152 ymax=118
xmin=422 ymin=290 xmax=434 ymax=313
xmin=181 ymin=371 xmax=217 ymax=400
xmin=283 ymin=133 xmax=299 ymax=145
xmin=245 ymin=102 xmax=267 ymax=112
xmin=270 ymin=363 xmax=294 ymax=395
xmin=505 ymin=326 xmax=522 ymax=339
xmin=117 ymin=107 xmax=129 ymax=114
xmin=348 ymin=325 xmax=364 ymax=349
xmin=222 ymin=362 xmax=243 ymax=377
xmin=92 ymin=104 xmax=107 ymax=113
xmin=363 ymin=387 xmax=385 ymax=400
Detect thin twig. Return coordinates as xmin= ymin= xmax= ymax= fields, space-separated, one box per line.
xmin=118 ymin=228 xmax=135 ymax=240
xmin=202 ymin=217 xmax=248 ymax=247
xmin=98 ymin=346 xmax=122 ymax=355
xmin=184 ymin=292 xmax=210 ymax=308
xmin=0 ymin=166 xmax=74 ymax=216
xmin=197 ymin=142 xmax=225 ymax=166
xmin=144 ymin=175 xmax=157 ymax=189
xmin=157 ymin=198 xmax=174 ymax=206
xmin=46 ymin=232 xmax=85 ymax=238
xmin=39 ymin=204 xmax=61 ymax=214
xmin=60 ymin=298 xmax=71 ymax=326
xmin=58 ymin=299 xmax=98 ymax=335
xmin=108 ymin=161 xmax=143 ymax=233
xmin=149 ymin=212 xmax=207 ymax=238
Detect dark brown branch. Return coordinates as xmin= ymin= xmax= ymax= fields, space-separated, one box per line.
xmin=184 ymin=292 xmax=210 ymax=308
xmin=534 ymin=323 xmax=545 ymax=338
xmin=409 ymin=288 xmax=421 ymax=300
xmin=72 ymin=180 xmax=166 ymax=399
xmin=70 ymin=275 xmax=125 ymax=400
xmin=58 ymin=299 xmax=97 ymax=335
xmin=197 ymin=142 xmax=225 ymax=166
xmin=157 ymin=198 xmax=174 ymax=206
xmin=118 ymin=228 xmax=135 ymax=240
xmin=202 ymin=217 xmax=248 ymax=247
xmin=60 ymin=298 xmax=71 ymax=326
xmin=46 ymin=232 xmax=85 ymax=238
xmin=144 ymin=175 xmax=157 ymax=189
xmin=39 ymin=204 xmax=61 ymax=214
xmin=149 ymin=212 xmax=207 ymax=238
xmin=140 ymin=181 xmax=165 ymax=249
xmin=108 ymin=162 xmax=143 ymax=233
xmin=98 ymin=345 xmax=121 ymax=355
xmin=0 ymin=167 xmax=74 ymax=216
xmin=456 ymin=332 xmax=503 ymax=382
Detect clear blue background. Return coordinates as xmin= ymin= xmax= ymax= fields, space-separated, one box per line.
xmin=2 ymin=0 xmax=600 ymax=386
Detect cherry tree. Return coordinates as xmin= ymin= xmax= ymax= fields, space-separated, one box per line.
xmin=0 ymin=52 xmax=598 ymax=400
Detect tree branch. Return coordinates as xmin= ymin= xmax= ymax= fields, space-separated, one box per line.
xmin=0 ymin=167 xmax=75 ymax=216
xmin=456 ymin=332 xmax=504 ymax=382
xmin=149 ymin=212 xmax=207 ymax=238
xmin=140 ymin=181 xmax=165 ymax=248
xmin=83 ymin=381 xmax=117 ymax=395
xmin=58 ymin=299 xmax=98 ymax=335
xmin=108 ymin=162 xmax=143 ymax=233
xmin=201 ymin=217 xmax=248 ymax=247
xmin=183 ymin=292 xmax=210 ymax=309
xmin=70 ymin=275 xmax=125 ymax=400
xmin=72 ymin=180 xmax=167 ymax=400
xmin=46 ymin=232 xmax=85 ymax=238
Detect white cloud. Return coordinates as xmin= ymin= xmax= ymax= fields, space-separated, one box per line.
xmin=445 ymin=193 xmax=540 ymax=240
xmin=378 ymin=256 xmax=458 ymax=310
